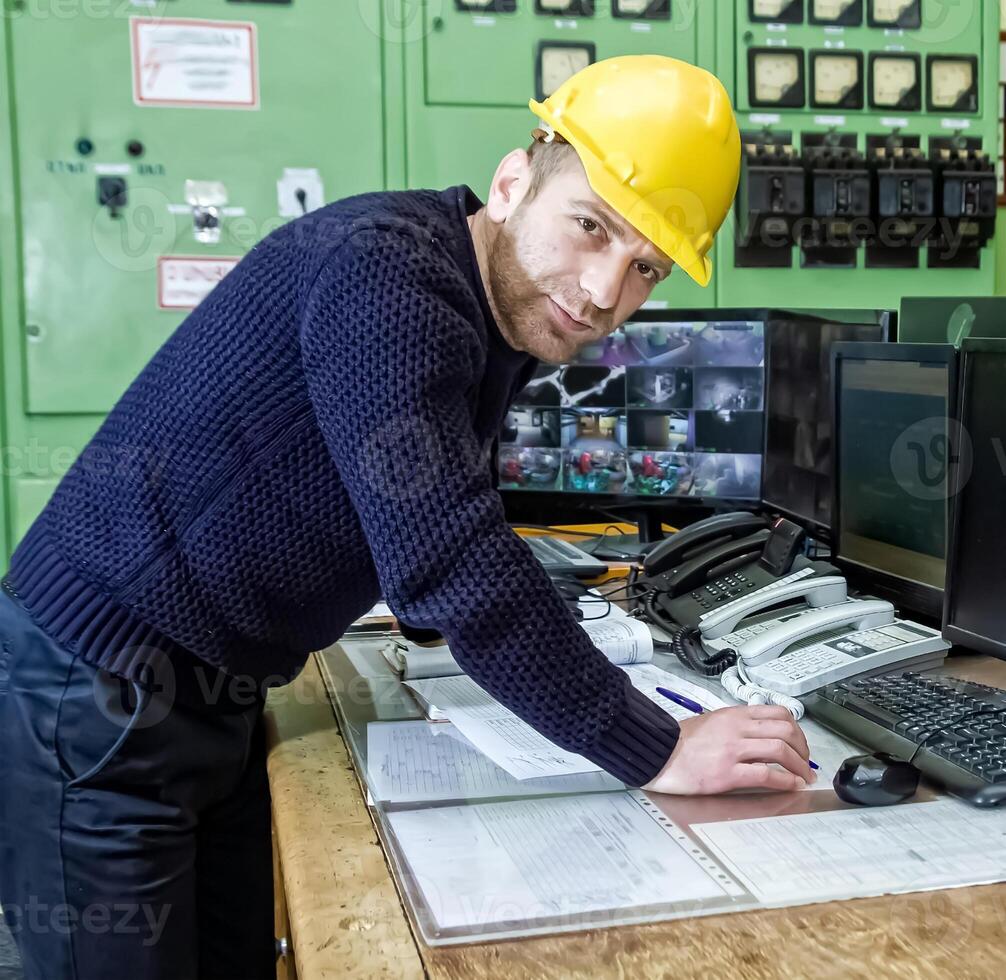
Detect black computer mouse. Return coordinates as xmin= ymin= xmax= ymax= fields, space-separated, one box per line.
xmin=834 ymin=753 xmax=920 ymax=806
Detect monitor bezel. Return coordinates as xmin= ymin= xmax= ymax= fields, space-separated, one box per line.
xmin=830 ymin=341 xmax=958 ymax=622
xmin=942 ymin=338 xmax=1006 ymax=658
xmin=760 ymin=310 xmax=895 ymax=541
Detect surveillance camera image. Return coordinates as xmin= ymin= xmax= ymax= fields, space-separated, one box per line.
xmin=500 ymin=408 xmax=561 ymax=448
xmin=622 ymin=320 xmax=696 ymax=365
xmin=690 ymin=453 xmax=762 ymax=499
xmin=693 ymin=367 xmax=764 ymax=411
xmin=559 ymin=365 xmax=627 ymax=408
xmin=561 ymin=409 xmax=629 ymax=494
xmin=628 ymin=451 xmax=696 ymax=496
xmin=694 ymin=320 xmax=765 ymax=367
xmin=626 ymin=410 xmax=691 ymax=451
xmin=500 ymin=315 xmax=765 ymax=498
xmin=497 ymin=446 xmax=562 ymax=492
xmin=627 ymin=366 xmax=694 ymax=408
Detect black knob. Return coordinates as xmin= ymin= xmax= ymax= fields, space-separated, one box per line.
xmin=126 ymin=140 xmax=145 ymax=158
xmin=76 ymin=138 xmax=94 ymax=156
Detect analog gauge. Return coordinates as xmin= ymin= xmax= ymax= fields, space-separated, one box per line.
xmin=810 ymin=0 xmax=862 ymax=25
xmin=535 ymin=0 xmax=595 ymax=16
xmin=749 ymin=48 xmax=805 ymax=107
xmin=811 ymin=51 xmax=864 ymax=108
xmin=928 ymin=56 xmax=978 ymax=113
xmin=536 ymin=43 xmax=595 ymax=100
xmin=750 ymin=0 xmax=804 ymax=22
xmin=612 ymin=0 xmax=670 ymax=18
xmin=867 ymin=0 xmax=921 ymax=28
xmin=869 ymin=53 xmax=920 ymax=110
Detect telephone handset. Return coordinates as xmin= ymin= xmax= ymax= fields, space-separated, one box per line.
xmin=698 ymin=572 xmax=849 ymax=641
xmin=647 ymin=529 xmax=771 ymax=598
xmin=650 ymin=517 xmax=818 ymax=629
xmin=642 ymin=511 xmax=768 ymax=578
xmin=731 ymin=599 xmax=896 ymax=666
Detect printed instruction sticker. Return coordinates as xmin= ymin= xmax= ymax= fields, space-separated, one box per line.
xmin=157 ymin=256 xmax=241 ymax=310
xmin=131 ymin=17 xmax=259 ymax=109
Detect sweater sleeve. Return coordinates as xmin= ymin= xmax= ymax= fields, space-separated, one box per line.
xmin=298 ymin=233 xmax=679 ymax=786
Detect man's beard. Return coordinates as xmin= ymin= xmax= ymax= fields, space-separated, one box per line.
xmin=486 ymin=213 xmax=612 ymax=364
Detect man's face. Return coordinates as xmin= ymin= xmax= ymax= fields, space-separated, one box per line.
xmin=486 ymin=158 xmax=674 ymax=364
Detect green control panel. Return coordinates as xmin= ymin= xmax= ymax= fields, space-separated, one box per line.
xmin=720 ymin=0 xmax=999 ymax=306
xmin=0 ymin=1 xmax=386 ymax=563
xmin=0 ymin=0 xmax=1000 ymax=565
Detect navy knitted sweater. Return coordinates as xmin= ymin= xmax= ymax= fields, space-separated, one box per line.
xmin=5 ymin=185 xmax=680 ymax=786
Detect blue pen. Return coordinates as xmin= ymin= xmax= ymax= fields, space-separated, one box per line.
xmin=655 ymin=686 xmax=820 ymax=771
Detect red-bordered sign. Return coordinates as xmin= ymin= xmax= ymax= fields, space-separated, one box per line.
xmin=157 ymin=255 xmax=242 ymax=310
xmin=130 ymin=17 xmax=259 ymax=110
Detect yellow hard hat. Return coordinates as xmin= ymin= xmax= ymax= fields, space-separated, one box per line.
xmin=529 ymin=55 xmax=741 ymax=288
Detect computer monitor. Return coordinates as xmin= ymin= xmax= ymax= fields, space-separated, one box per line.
xmin=762 ymin=310 xmax=893 ymax=539
xmin=498 ymin=309 xmax=765 ymax=504
xmin=832 ymin=343 xmax=958 ymax=620
xmin=943 ymin=339 xmax=1006 ymax=659
xmin=899 ymin=296 xmax=1006 ymax=346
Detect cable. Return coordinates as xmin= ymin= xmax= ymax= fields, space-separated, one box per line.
xmin=721 ymin=660 xmax=805 ymax=719
xmin=639 ymin=592 xmax=736 ymax=676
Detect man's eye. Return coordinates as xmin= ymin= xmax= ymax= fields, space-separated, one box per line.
xmin=576 ymin=216 xmax=599 ymax=234
xmin=636 ymin=262 xmax=656 ymax=280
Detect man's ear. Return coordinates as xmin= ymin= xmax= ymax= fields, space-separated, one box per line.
xmin=486 ymin=148 xmax=531 ymax=224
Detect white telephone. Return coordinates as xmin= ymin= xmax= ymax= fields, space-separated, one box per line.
xmin=694 ymin=570 xmax=951 ymax=712
xmin=698 ymin=571 xmax=848 ymax=641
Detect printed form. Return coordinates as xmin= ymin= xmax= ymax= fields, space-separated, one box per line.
xmin=405 ymin=661 xmax=722 ymax=780
xmin=366 ymin=720 xmax=622 ymax=802
xmin=387 ymin=792 xmax=742 ymax=932
xmin=694 ymin=799 xmax=1006 ymax=903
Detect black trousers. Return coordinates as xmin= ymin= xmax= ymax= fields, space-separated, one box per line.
xmin=0 ymin=588 xmax=275 ymax=980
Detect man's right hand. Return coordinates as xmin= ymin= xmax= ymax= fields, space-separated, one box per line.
xmin=641 ymin=704 xmax=816 ymax=795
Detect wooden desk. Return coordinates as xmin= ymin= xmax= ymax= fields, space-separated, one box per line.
xmin=265 ymin=653 xmax=1006 ymax=980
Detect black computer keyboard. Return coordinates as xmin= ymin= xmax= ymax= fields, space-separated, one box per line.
xmin=805 ymin=671 xmax=1006 ymax=807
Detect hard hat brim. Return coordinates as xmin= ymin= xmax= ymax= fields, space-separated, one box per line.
xmin=529 ymin=98 xmax=715 ymax=288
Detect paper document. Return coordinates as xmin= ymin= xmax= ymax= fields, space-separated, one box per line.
xmin=405 ymin=661 xmax=721 ymax=781
xmin=385 ymin=609 xmax=650 ymax=680
xmin=623 ymin=663 xmax=731 ymax=719
xmin=405 ymin=675 xmax=602 ymax=778
xmin=386 ymin=792 xmax=739 ymax=931
xmin=583 ymin=617 xmax=652 ymax=665
xmin=366 ymin=720 xmax=622 ymax=803
xmin=694 ymin=800 xmax=1006 ymax=903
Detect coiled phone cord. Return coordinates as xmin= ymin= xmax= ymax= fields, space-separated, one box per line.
xmin=720 ymin=661 xmax=805 ymax=720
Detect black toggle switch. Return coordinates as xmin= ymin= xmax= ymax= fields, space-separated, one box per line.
xmin=97 ymin=176 xmax=127 ymax=218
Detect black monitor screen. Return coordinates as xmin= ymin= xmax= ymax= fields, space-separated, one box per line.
xmin=499 ymin=317 xmax=764 ymax=500
xmin=944 ymin=346 xmax=1006 ymax=657
xmin=836 ymin=353 xmax=952 ymax=598
xmin=763 ymin=317 xmax=888 ymax=535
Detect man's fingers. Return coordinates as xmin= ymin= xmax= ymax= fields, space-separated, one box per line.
xmin=733 ymin=763 xmax=806 ymax=792
xmin=741 ymin=704 xmax=794 ymax=722
xmin=744 ymin=718 xmax=810 ymax=759
xmin=738 ymin=738 xmax=815 ymax=782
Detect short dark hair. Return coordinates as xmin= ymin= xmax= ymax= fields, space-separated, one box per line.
xmin=525 ymin=137 xmax=580 ymax=201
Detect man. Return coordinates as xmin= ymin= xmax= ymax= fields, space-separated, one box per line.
xmin=0 ymin=55 xmax=813 ymax=979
